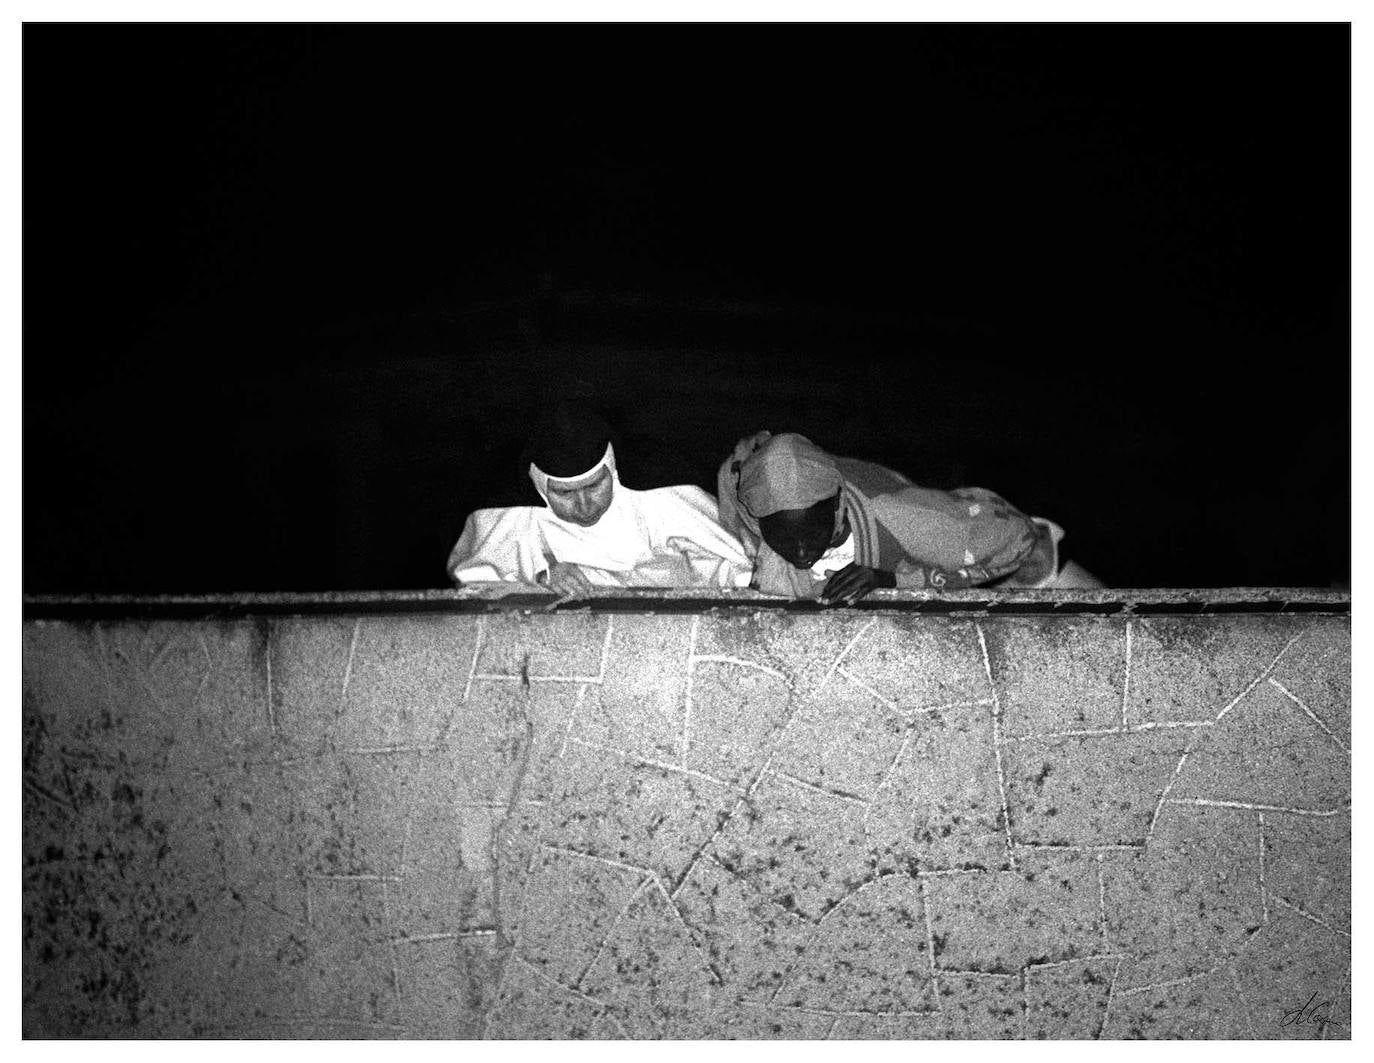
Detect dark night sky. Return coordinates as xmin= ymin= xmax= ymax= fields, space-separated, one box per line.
xmin=22 ymin=25 xmax=1350 ymax=593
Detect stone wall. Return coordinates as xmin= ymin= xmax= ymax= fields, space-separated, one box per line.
xmin=22 ymin=593 xmax=1351 ymax=1039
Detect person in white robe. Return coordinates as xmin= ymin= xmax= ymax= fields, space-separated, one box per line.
xmin=447 ymin=407 xmax=751 ymax=596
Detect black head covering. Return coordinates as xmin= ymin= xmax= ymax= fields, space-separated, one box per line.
xmin=526 ymin=401 xmax=616 ymax=479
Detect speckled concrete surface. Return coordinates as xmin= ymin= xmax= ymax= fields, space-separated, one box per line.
xmin=22 ymin=605 xmax=1350 ymax=1039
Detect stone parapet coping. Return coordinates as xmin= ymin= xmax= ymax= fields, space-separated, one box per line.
xmin=22 ymin=586 xmax=1350 ymax=620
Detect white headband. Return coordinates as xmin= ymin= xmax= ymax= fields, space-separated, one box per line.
xmin=529 ymin=442 xmax=617 ymax=502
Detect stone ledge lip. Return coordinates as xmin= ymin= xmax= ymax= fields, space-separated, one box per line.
xmin=22 ymin=586 xmax=1350 ymax=620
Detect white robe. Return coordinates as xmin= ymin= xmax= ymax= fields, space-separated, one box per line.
xmin=447 ymin=479 xmax=753 ymax=590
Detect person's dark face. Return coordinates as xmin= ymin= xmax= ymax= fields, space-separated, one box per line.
xmin=759 ymin=493 xmax=842 ymax=570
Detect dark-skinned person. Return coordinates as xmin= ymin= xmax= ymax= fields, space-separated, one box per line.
xmin=716 ymin=430 xmax=1102 ymax=605
xmin=448 ymin=402 xmax=751 ymax=598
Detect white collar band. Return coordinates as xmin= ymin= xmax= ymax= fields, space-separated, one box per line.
xmin=529 ymin=442 xmax=617 ymax=502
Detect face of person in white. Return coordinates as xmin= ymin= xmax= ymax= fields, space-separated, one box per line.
xmin=544 ymin=465 xmax=614 ymax=526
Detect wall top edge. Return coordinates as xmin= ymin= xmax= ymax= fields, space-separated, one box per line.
xmin=22 ymin=586 xmax=1350 ymax=620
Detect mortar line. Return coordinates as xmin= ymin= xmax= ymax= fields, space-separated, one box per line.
xmin=821 ymin=617 xmax=877 ymax=690
xmin=462 ymin=618 xmax=484 ymax=703
xmin=648 ymin=873 xmax=724 ymax=985
xmin=264 ymin=627 xmax=277 ymax=737
xmin=603 ymin=1010 xmax=633 ymax=1040
xmin=1270 ymin=894 xmax=1351 ymax=938
xmin=691 ymin=654 xmax=790 ymax=682
xmin=682 ymin=616 xmax=700 ymax=767
xmin=566 ymin=737 xmax=738 ymax=792
xmin=1146 ymin=739 xmax=1196 ymax=841
xmin=1165 ymin=797 xmax=1342 ymax=817
xmin=670 ymin=753 xmax=776 ymax=900
xmin=767 ymin=768 xmax=869 ymax=805
xmin=340 ymin=743 xmax=445 ymax=757
xmin=835 ymin=666 xmax=902 ymax=713
xmin=514 ymin=954 xmax=610 ymax=1009
xmin=381 ymin=879 xmax=404 ymax=1011
xmin=541 ymin=844 xmax=655 ymax=880
xmin=308 ymin=872 xmax=403 ymax=883
xmin=1096 ymin=957 xmax=1124 ymax=1040
xmin=917 ymin=867 xmax=999 ymax=877
xmin=1027 ymin=953 xmax=1131 ymax=972
xmin=573 ymin=876 xmax=654 ymax=991
xmin=1019 ymin=966 xmax=1030 ymax=1040
xmin=976 ymin=623 xmax=1017 ymax=871
xmin=558 ymin=684 xmax=589 ymax=758
xmin=1120 ymin=620 xmax=1133 ymax=730
xmin=1267 ymin=677 xmax=1349 ymax=754
xmin=595 ymin=617 xmax=615 ymax=682
xmin=194 ymin=632 xmax=214 ymax=706
xmin=22 ymin=777 xmax=76 ymax=815
xmin=1016 ymin=842 xmax=1144 ymax=853
xmin=1213 ymin=630 xmax=1305 ymax=724
xmin=392 ymin=930 xmax=499 ymax=944
xmin=337 ymin=618 xmax=360 ymax=720
xmin=1004 ymin=721 xmax=1214 ymax=743
xmin=767 ymin=871 xmax=901 ymax=1005
xmin=1258 ymin=813 xmax=1269 ymax=924
xmin=697 ymin=849 xmax=815 ymax=924
xmin=740 ymin=1000 xmax=938 ymax=1019
xmin=917 ymin=875 xmax=943 ymax=1012
xmin=304 ymin=877 xmax=313 ymax=926
xmin=1096 ymin=853 xmax=1110 ymax=951
xmin=475 ymin=672 xmax=606 ymax=684
xmin=939 ymin=968 xmax=1024 ymax=980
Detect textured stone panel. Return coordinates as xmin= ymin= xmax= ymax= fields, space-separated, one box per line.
xmin=566 ymin=614 xmax=692 ymax=763
xmin=691 ymin=610 xmax=875 ymax=696
xmin=924 ymin=853 xmax=1103 ymax=973
xmin=673 ymin=853 xmax=817 ymax=1003
xmin=394 ymin=936 xmax=500 ymax=1038
xmin=1102 ymin=969 xmax=1256 ymax=1039
xmin=863 ymin=698 xmax=1009 ymax=872
xmin=771 ymin=677 xmax=907 ymax=800
xmin=912 ymin=971 xmax=1024 ymax=1038
xmin=21 ymin=607 xmax=1352 ymax=1040
xmin=300 ymin=876 xmax=400 ymax=1025
xmin=542 ymin=740 xmax=739 ymax=888
xmin=1168 ymin=680 xmax=1350 ymax=811
xmin=1266 ymin=620 xmax=1351 ymax=750
xmin=710 ymin=772 xmax=876 ymax=923
xmin=334 ymin=615 xmax=480 ymax=748
xmin=1003 ymin=729 xmax=1195 ymax=846
xmin=685 ymin=660 xmax=794 ymax=789
xmin=483 ymin=957 xmax=609 ymax=1039
xmin=580 ymin=883 xmax=721 ymax=1038
xmin=270 ymin=618 xmax=354 ymax=750
xmin=983 ymin=617 xmax=1126 ymax=736
xmin=1262 ymin=810 xmax=1350 ymax=934
xmin=1101 ymin=804 xmax=1261 ymax=989
xmin=476 ymin=612 xmax=608 ymax=679
xmin=513 ymin=845 xmax=647 ymax=989
xmin=1229 ymin=911 xmax=1351 ymax=1040
xmin=840 ymin=615 xmax=992 ymax=709
xmin=773 ymin=873 xmax=935 ymax=1013
xmin=1024 ymin=958 xmax=1117 ymax=1039
xmin=1126 ymin=615 xmax=1303 ymax=726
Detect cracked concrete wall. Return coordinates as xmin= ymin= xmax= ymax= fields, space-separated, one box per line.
xmin=23 ymin=607 xmax=1350 ymax=1039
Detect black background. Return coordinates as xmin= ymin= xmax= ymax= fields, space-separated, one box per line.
xmin=23 ymin=25 xmax=1350 ymax=593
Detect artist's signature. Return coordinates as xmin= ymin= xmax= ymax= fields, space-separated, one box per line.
xmin=1279 ymin=992 xmax=1342 ymax=1033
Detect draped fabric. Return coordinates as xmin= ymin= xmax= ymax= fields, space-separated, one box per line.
xmin=447 ymin=479 xmax=752 ymax=590
xmin=717 ymin=432 xmax=1077 ymax=598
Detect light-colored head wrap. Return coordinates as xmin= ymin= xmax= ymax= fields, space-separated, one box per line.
xmin=736 ymin=433 xmax=843 ymax=518
xmin=529 ymin=441 xmax=618 ymax=504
